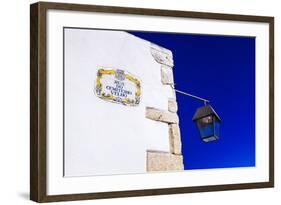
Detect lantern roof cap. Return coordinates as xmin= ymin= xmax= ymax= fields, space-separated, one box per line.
xmin=192 ymin=105 xmax=221 ymax=122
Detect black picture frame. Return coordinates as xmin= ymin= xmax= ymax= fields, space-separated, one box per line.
xmin=30 ymin=1 xmax=274 ymax=202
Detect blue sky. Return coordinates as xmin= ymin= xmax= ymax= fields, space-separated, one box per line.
xmin=129 ymin=31 xmax=256 ymax=170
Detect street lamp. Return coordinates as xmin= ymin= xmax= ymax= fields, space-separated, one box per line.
xmin=192 ymin=105 xmax=221 ymax=142
xmin=172 ymin=85 xmax=221 ymax=143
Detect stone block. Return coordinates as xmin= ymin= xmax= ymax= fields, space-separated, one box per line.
xmin=168 ymin=98 xmax=178 ymax=113
xmin=169 ymin=124 xmax=182 ymax=155
xmin=146 ymin=107 xmax=179 ymax=124
xmin=147 ymin=151 xmax=184 ymax=172
xmin=161 ymin=65 xmax=174 ymax=85
xmin=150 ymin=43 xmax=174 ymax=67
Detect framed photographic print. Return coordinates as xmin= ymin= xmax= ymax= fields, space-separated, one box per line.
xmin=30 ymin=1 xmax=274 ymax=202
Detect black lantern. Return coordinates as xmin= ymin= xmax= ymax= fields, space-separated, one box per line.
xmin=192 ymin=105 xmax=221 ymax=142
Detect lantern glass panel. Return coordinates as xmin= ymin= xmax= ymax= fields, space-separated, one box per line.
xmin=196 ymin=116 xmax=214 ymax=139
xmin=196 ymin=115 xmax=220 ymax=142
xmin=214 ymin=120 xmax=220 ymax=138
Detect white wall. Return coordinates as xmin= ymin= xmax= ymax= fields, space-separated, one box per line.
xmin=0 ymin=0 xmax=279 ymax=204
xmin=63 ymin=29 xmax=172 ymax=176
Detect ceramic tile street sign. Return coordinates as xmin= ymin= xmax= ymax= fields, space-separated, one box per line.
xmin=95 ymin=67 xmax=141 ymax=106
